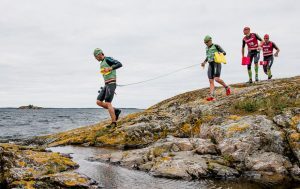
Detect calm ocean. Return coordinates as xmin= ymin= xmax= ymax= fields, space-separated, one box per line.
xmin=0 ymin=108 xmax=141 ymax=141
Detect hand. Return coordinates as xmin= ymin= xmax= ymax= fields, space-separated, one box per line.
xmin=274 ymin=52 xmax=279 ymax=57
xmin=201 ymin=62 xmax=205 ymax=68
xmin=257 ymin=46 xmax=262 ymax=51
xmin=104 ymin=67 xmax=112 ymax=73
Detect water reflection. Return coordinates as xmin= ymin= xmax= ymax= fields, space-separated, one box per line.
xmin=50 ymin=146 xmax=289 ymax=189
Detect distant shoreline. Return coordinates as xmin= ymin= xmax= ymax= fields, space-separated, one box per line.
xmin=0 ymin=107 xmax=143 ymax=110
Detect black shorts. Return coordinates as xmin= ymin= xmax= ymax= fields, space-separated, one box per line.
xmin=263 ymin=55 xmax=274 ymax=72
xmin=208 ymin=62 xmax=221 ymax=79
xmin=97 ymin=83 xmax=116 ymax=103
xmin=263 ymin=55 xmax=274 ymax=67
xmin=248 ymin=50 xmax=260 ymax=64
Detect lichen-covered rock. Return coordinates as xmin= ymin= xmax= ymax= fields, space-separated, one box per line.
xmin=149 ymin=151 xmax=208 ymax=180
xmin=244 ymin=152 xmax=292 ymax=183
xmin=11 ymin=172 xmax=100 ymax=189
xmin=0 ymin=143 xmax=99 ymax=188
xmin=29 ymin=77 xmax=298 ymax=148
xmin=25 ymin=76 xmax=300 ymax=185
xmin=207 ymin=162 xmax=239 ymax=178
xmin=291 ymin=164 xmax=300 ymax=181
xmin=37 ymin=172 xmax=100 ymax=189
xmin=191 ymin=138 xmax=217 ymax=155
xmin=273 ymin=108 xmax=300 ymax=163
xmin=200 ymin=116 xmax=286 ymax=162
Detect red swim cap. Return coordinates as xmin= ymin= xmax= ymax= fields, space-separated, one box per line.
xmin=264 ymin=34 xmax=269 ymax=39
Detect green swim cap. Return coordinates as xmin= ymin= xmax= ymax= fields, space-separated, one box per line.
xmin=204 ymin=35 xmax=212 ymax=42
xmin=94 ymin=48 xmax=103 ymax=56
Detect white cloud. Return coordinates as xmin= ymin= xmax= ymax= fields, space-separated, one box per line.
xmin=0 ymin=0 xmax=299 ymax=108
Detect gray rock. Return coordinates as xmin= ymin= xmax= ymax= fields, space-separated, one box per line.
xmin=150 ymin=152 xmax=208 ymax=180
xmin=38 ymin=172 xmax=100 ymax=189
xmin=208 ymin=162 xmax=239 ymax=178
xmin=139 ymin=161 xmax=155 ymax=171
xmin=120 ymin=148 xmax=148 ymax=168
xmin=150 ymin=158 xmax=192 ymax=179
xmin=201 ymin=116 xmax=286 ymax=162
xmin=190 ymin=138 xmax=217 ymax=155
xmin=244 ymin=152 xmax=292 ymax=183
xmin=110 ymin=151 xmax=123 ymax=164
xmin=291 ymin=164 xmax=300 ymax=181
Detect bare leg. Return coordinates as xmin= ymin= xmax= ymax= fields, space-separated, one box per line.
xmin=96 ymin=100 xmax=108 ymax=109
xmin=106 ymin=102 xmax=116 ymax=122
xmin=214 ymin=77 xmax=227 ymax=88
xmin=96 ymin=100 xmax=116 ymax=122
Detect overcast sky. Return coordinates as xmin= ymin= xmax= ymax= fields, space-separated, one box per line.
xmin=0 ymin=0 xmax=299 ymax=108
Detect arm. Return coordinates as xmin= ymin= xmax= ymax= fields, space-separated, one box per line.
xmin=255 ymin=33 xmax=264 ymax=48
xmin=105 ymin=57 xmax=123 ymax=70
xmin=201 ymin=57 xmax=208 ymax=67
xmin=242 ymin=40 xmax=246 ymax=57
xmin=273 ymin=42 xmax=280 ymax=57
xmin=255 ymin=33 xmax=263 ymax=41
xmin=215 ymin=44 xmax=226 ymax=55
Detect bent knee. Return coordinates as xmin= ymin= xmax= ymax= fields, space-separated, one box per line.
xmin=96 ymin=100 xmax=103 ymax=106
xmin=214 ymin=77 xmax=221 ymax=81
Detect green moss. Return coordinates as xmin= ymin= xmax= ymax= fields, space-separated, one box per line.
xmin=223 ymin=154 xmax=235 ymax=166
xmin=234 ymin=98 xmax=260 ymax=112
xmin=151 ymin=146 xmax=170 ymax=157
xmin=95 ymin=127 xmax=110 ymax=138
xmin=232 ymin=93 xmax=297 ymax=117
xmin=46 ymin=168 xmax=55 ymax=175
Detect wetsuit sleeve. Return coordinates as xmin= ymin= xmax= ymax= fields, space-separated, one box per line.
xmin=105 ymin=57 xmax=123 ymax=70
xmin=255 ymin=33 xmax=262 ymax=41
xmin=242 ymin=40 xmax=246 ymax=48
xmin=272 ymin=42 xmax=279 ymax=50
xmin=215 ymin=44 xmax=226 ymax=55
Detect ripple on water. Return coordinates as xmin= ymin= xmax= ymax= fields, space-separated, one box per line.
xmin=38 ymin=119 xmax=49 ymax=123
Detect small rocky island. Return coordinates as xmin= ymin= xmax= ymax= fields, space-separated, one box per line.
xmin=18 ymin=104 xmax=42 ymax=109
xmin=1 ymin=76 xmax=299 ymax=188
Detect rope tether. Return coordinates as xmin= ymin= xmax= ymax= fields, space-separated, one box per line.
xmin=117 ymin=63 xmax=200 ymax=87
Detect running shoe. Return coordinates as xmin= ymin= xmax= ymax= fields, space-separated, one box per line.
xmin=206 ymin=97 xmax=216 ymax=101
xmin=247 ymin=79 xmax=253 ymax=84
xmin=226 ymin=87 xmax=231 ymax=96
xmin=106 ymin=122 xmax=117 ymax=129
xmin=115 ymin=109 xmax=122 ymax=121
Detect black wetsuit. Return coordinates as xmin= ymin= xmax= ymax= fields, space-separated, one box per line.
xmin=205 ymin=44 xmax=226 ymax=79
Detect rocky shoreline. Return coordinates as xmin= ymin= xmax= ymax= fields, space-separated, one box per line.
xmin=0 ymin=143 xmax=99 ymax=188
xmin=1 ymin=76 xmax=299 ymax=188
xmin=18 ymin=105 xmax=42 ymax=109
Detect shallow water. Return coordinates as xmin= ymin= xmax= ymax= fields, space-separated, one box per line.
xmin=0 ymin=108 xmax=140 ymax=140
xmin=50 ymin=146 xmax=275 ymax=189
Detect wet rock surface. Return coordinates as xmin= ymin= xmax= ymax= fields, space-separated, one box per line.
xmin=0 ymin=143 xmax=100 ymax=188
xmin=24 ymin=76 xmax=300 ymax=186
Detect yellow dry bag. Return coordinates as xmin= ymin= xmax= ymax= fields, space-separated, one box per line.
xmin=214 ymin=52 xmax=227 ymax=64
xmin=100 ymin=68 xmax=111 ymax=76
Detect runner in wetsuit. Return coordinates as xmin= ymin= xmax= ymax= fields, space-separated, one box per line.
xmin=262 ymin=34 xmax=280 ymax=79
xmin=201 ymin=35 xmax=231 ymax=101
xmin=94 ymin=48 xmax=122 ymax=128
xmin=242 ymin=27 xmax=263 ymax=83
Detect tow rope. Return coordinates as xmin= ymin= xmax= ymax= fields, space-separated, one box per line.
xmin=117 ymin=63 xmax=199 ymax=87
